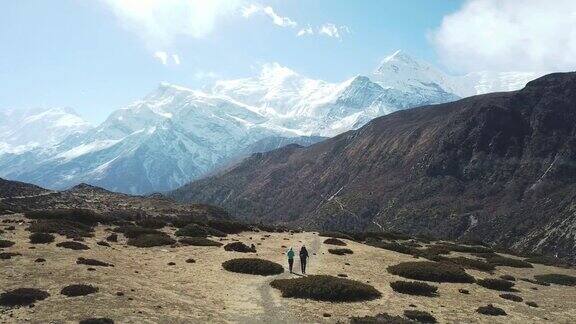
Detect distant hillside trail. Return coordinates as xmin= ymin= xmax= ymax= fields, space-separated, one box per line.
xmin=238 ymin=234 xmax=321 ymax=324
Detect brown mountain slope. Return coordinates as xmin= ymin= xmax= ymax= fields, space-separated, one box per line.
xmin=170 ymin=72 xmax=576 ymax=261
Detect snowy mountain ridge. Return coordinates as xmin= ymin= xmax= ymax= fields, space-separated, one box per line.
xmin=0 ymin=51 xmax=547 ymax=194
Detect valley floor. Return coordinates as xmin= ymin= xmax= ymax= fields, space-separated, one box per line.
xmin=1 ymin=216 xmax=576 ymax=323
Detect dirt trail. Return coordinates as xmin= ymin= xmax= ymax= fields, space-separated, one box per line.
xmin=236 ymin=234 xmax=321 ymax=324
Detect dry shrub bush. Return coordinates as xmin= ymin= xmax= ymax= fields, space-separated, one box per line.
xmin=79 ymin=318 xmax=114 ymax=324
xmin=207 ymin=220 xmax=251 ymax=234
xmin=534 ymin=274 xmax=576 ymax=286
xmin=404 ymin=310 xmax=437 ymax=323
xmin=271 ymin=275 xmax=381 ymax=302
xmin=175 ymin=223 xmax=225 ymax=238
xmin=390 ymin=281 xmax=438 ymax=297
xmin=114 ymin=225 xmax=162 ymax=239
xmin=484 ymin=255 xmax=533 ymax=268
xmin=127 ymin=233 xmax=175 ymax=248
xmin=476 ymin=304 xmax=506 ymax=316
xmin=0 ymin=252 xmax=21 ymax=259
xmin=323 ymin=238 xmax=347 ymax=246
xmin=27 ymin=219 xmax=93 ymax=238
xmin=56 ymin=241 xmax=90 ymax=250
xmin=387 ymin=261 xmax=475 ymax=283
xmin=60 ymin=284 xmax=98 ymax=297
xmin=318 ymin=231 xmax=353 ymax=240
xmin=178 ymin=237 xmax=223 ymax=247
xmin=500 ymin=293 xmax=522 ymax=302
xmin=444 ymin=257 xmax=495 ymax=272
xmin=476 ymin=278 xmax=515 ymax=291
xmin=0 ymin=288 xmax=50 ymax=307
xmin=222 ymin=258 xmax=284 ymax=276
xmin=77 ymin=257 xmax=114 ymax=267
xmin=328 ymin=248 xmax=353 ymax=255
xmin=224 ymin=242 xmax=256 ymax=253
xmin=0 ymin=239 xmax=15 ymax=248
xmin=350 ymin=312 xmax=412 ymax=324
xmin=29 ymin=232 xmax=55 ymax=244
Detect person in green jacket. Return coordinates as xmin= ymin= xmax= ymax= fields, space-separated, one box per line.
xmin=287 ymin=247 xmax=295 ymax=273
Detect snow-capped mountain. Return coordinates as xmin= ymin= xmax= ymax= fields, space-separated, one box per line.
xmin=0 ymin=107 xmax=92 ymax=154
xmin=0 ymin=51 xmax=546 ymax=194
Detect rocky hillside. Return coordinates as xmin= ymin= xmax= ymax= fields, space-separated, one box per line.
xmin=170 ymin=72 xmax=576 ymax=262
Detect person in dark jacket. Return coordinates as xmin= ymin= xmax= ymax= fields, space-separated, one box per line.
xmin=286 ymin=247 xmax=295 ymax=273
xmin=299 ymin=245 xmax=309 ymax=274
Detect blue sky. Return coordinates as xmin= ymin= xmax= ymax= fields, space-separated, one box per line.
xmin=1 ymin=0 xmax=575 ymax=123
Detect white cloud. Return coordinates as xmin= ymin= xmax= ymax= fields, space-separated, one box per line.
xmin=297 ymin=26 xmax=313 ymax=37
xmin=194 ymin=71 xmax=219 ymax=80
xmin=241 ymin=4 xmax=297 ymax=28
xmin=154 ymin=51 xmax=168 ymax=65
xmin=102 ymin=0 xmax=241 ymax=47
xmin=172 ymin=54 xmax=181 ymax=65
xmin=432 ymin=0 xmax=576 ymax=72
xmin=318 ymin=23 xmax=350 ymax=39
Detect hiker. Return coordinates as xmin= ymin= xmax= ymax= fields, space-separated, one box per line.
xmin=286 ymin=247 xmax=295 ymax=273
xmin=300 ymin=245 xmax=309 ymax=274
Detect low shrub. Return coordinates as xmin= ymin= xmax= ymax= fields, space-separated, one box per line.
xmin=178 ymin=237 xmax=223 ymax=247
xmin=526 ymin=301 xmax=538 ymax=307
xmin=328 ymin=248 xmax=353 ymax=255
xmin=500 ymin=275 xmax=515 ymax=281
xmin=404 ymin=310 xmax=437 ymax=323
xmin=97 ymin=241 xmax=110 ymax=247
xmin=371 ymin=242 xmax=416 ymax=255
xmin=29 ymin=233 xmax=55 ymax=244
xmin=445 ymin=244 xmax=493 ymax=254
xmin=0 ymin=239 xmax=15 ymax=248
xmin=476 ymin=304 xmax=506 ymax=316
xmin=175 ymin=223 xmax=226 ymax=238
xmin=106 ymin=233 xmax=118 ymax=242
xmin=534 ymin=274 xmax=576 ymax=286
xmin=0 ymin=252 xmax=21 ymax=259
xmin=476 ymin=278 xmax=515 ymax=291
xmin=0 ymin=288 xmax=50 ymax=306
xmin=525 ymin=255 xmax=570 ymax=268
xmin=34 ymin=258 xmax=46 ymax=263
xmin=500 ymin=293 xmax=522 ymax=302
xmin=135 ymin=218 xmax=166 ymax=229
xmin=350 ymin=313 xmax=412 ymax=324
xmin=25 ymin=209 xmax=108 ymax=225
xmin=207 ymin=219 xmax=251 ymax=234
xmin=458 ymin=288 xmax=469 ymax=294
xmin=56 ymin=241 xmax=90 ymax=250
xmin=270 ymin=275 xmax=381 ymax=302
xmin=222 ymin=258 xmax=284 ymax=276
xmin=387 ymin=261 xmax=475 ymax=283
xmin=114 ymin=225 xmax=162 ymax=239
xmin=223 ymin=242 xmax=256 ymax=253
xmin=60 ymin=284 xmax=98 ymax=297
xmin=77 ymin=257 xmax=114 ymax=267
xmin=27 ymin=219 xmax=93 ymax=238
xmin=520 ymin=277 xmax=550 ymax=286
xmin=127 ymin=233 xmax=175 ymax=248
xmin=323 ymin=238 xmax=347 ymax=246
xmin=390 ymin=281 xmax=438 ymax=296
xmin=79 ymin=318 xmax=114 ymax=324
xmin=445 ymin=257 xmax=495 ymax=272
xmin=485 ymin=255 xmax=533 ymax=268
xmin=186 ymin=258 xmax=196 ymax=263
xmin=318 ymin=231 xmax=353 ymax=240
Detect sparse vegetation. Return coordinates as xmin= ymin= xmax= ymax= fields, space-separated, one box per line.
xmin=175 ymin=223 xmax=226 ymax=237
xmin=476 ymin=278 xmax=515 ymax=291
xmin=136 ymin=218 xmax=166 ymax=229
xmin=223 ymin=242 xmax=256 ymax=253
xmin=390 ymin=281 xmax=438 ymax=296
xmin=60 ymin=284 xmax=98 ymax=297
xmin=127 ymin=233 xmax=176 ymax=248
xmin=179 ymin=237 xmax=223 ymax=246
xmin=77 ymin=257 xmax=114 ymax=267
xmin=25 ymin=209 xmax=108 ymax=225
xmin=323 ymin=238 xmax=347 ymax=246
xmin=534 ymin=274 xmax=576 ymax=286
xmin=27 ymin=219 xmax=93 ymax=238
xmin=271 ymin=275 xmax=381 ymax=302
xmin=222 ymin=258 xmax=284 ymax=276
xmin=525 ymin=255 xmax=570 ymax=268
xmin=97 ymin=241 xmax=111 ymax=247
xmin=476 ymin=304 xmax=506 ymax=316
xmin=0 ymin=239 xmax=15 ymax=248
xmin=79 ymin=318 xmax=114 ymax=324
xmin=404 ymin=310 xmax=437 ymax=323
xmin=0 ymin=288 xmax=50 ymax=307
xmin=371 ymin=241 xmax=416 ymax=255
xmin=0 ymin=252 xmax=21 ymax=259
xmin=526 ymin=301 xmax=538 ymax=307
xmin=444 ymin=257 xmax=495 ymax=272
xmin=207 ymin=219 xmax=251 ymax=234
xmin=444 ymin=243 xmax=493 ymax=254
xmin=318 ymin=231 xmax=353 ymax=240
xmin=350 ymin=313 xmax=412 ymax=324
xmin=520 ymin=277 xmax=550 ymax=286
xmin=500 ymin=293 xmax=523 ymax=302
xmin=328 ymin=248 xmax=353 ymax=255
xmin=56 ymin=241 xmax=90 ymax=250
xmin=500 ymin=274 xmax=515 ymax=281
xmin=29 ymin=232 xmax=55 ymax=244
xmin=115 ymin=225 xmax=162 ymax=239
xmin=387 ymin=261 xmax=475 ymax=283
xmin=483 ymin=255 xmax=533 ymax=268
xmin=106 ymin=233 xmax=118 ymax=242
